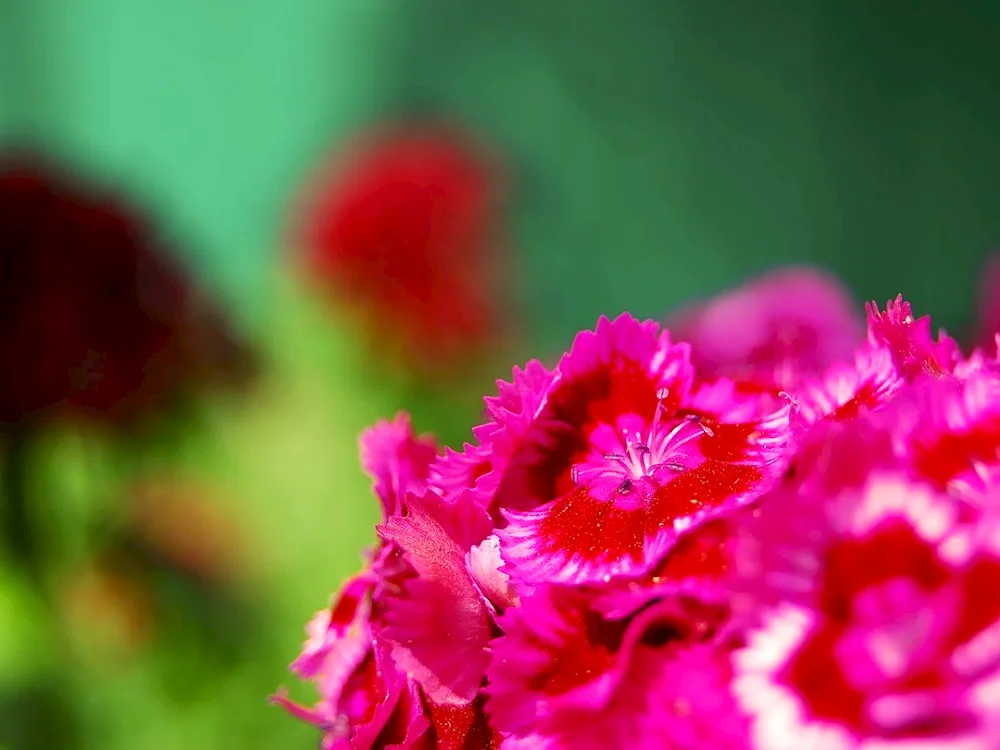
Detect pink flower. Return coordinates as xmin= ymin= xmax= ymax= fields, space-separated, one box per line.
xmin=279 ymin=285 xmax=1000 ymax=749
xmin=493 ymin=314 xmax=790 ymax=586
xmin=734 ymin=461 xmax=1000 ymax=747
xmin=665 ymin=266 xmax=863 ymax=392
xmin=486 ymin=584 xmax=746 ymax=749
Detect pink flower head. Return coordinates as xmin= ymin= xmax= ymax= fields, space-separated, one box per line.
xmin=866 ymin=295 xmax=962 ymax=382
xmin=279 ymin=283 xmax=1000 ymax=748
xmin=665 ymin=266 xmax=863 ymax=392
xmin=486 ymin=584 xmax=745 ymax=749
xmin=734 ymin=470 xmax=1000 ymax=747
xmin=495 ymin=314 xmax=790 ymax=586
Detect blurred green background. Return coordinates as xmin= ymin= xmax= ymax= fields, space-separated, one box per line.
xmin=2 ymin=2 xmax=999 ymax=749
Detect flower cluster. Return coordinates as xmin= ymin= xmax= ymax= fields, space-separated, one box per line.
xmin=276 ymin=270 xmax=1000 ymax=749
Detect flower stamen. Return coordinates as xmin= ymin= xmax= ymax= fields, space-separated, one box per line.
xmin=569 ymin=391 xmax=715 ymax=485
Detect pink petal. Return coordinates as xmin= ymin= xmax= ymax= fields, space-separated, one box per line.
xmin=555 ymin=314 xmax=694 ymax=410
xmin=778 ymin=417 xmax=899 ymax=498
xmin=486 ymin=585 xmax=629 ymax=733
xmin=794 ymin=343 xmax=903 ymax=428
xmin=412 ymin=487 xmax=493 ymax=552
xmin=275 ymin=638 xmax=414 ymax=750
xmin=377 ymin=494 xmax=492 ymax=705
xmin=360 ymin=412 xmax=440 ymax=518
xmin=470 ymin=358 xmax=560 ymax=513
xmin=428 ymin=441 xmax=493 ymax=502
xmin=350 ymin=644 xmax=429 ymax=749
xmin=499 ymin=481 xmax=667 ymax=585
xmin=466 ymin=534 xmax=518 ymax=612
xmin=291 ymin=572 xmax=373 ymax=679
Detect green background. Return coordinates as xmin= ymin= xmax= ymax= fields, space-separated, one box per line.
xmin=5 ymin=2 xmax=1000 ymax=345
xmin=3 ymin=3 xmax=1000 ymax=749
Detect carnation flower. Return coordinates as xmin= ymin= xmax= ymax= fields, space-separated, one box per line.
xmin=289 ymin=124 xmax=508 ymax=373
xmin=490 ymin=314 xmax=790 ymax=586
xmin=278 ymin=280 xmax=1000 ymax=749
xmin=733 ymin=421 xmax=1000 ymax=748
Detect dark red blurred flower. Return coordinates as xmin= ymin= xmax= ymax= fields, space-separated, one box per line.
xmin=289 ymin=125 xmax=508 ymax=371
xmin=0 ymin=153 xmax=254 ymax=427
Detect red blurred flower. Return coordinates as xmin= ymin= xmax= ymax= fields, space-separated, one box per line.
xmin=0 ymin=153 xmax=254 ymax=427
xmin=289 ymin=124 xmax=508 ymax=371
